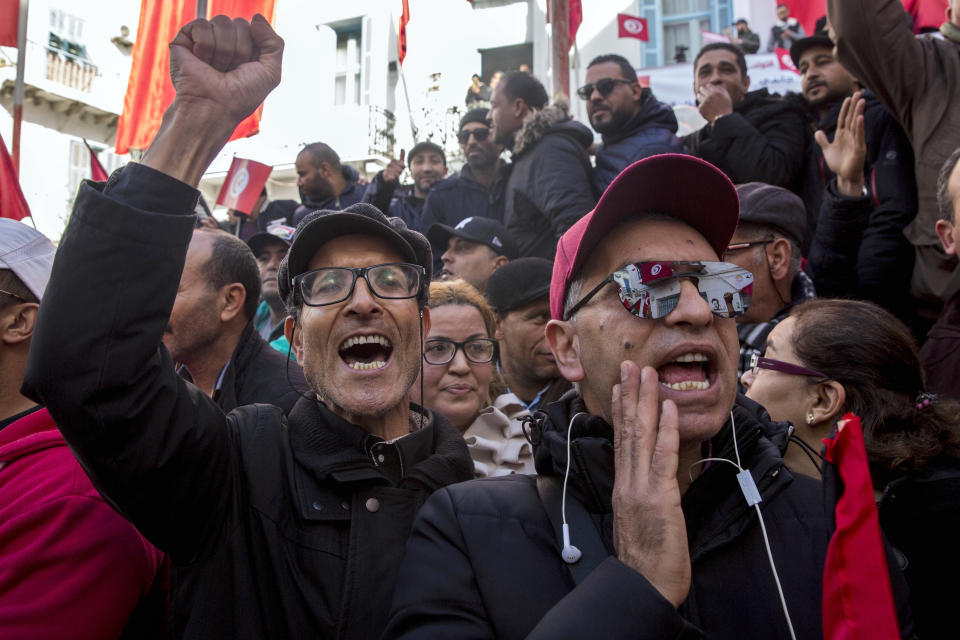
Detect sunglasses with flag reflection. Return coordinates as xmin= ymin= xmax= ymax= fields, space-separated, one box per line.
xmin=564 ymin=260 xmax=754 ymax=321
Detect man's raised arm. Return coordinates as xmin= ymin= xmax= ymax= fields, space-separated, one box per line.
xmin=828 ymin=0 xmax=926 ymax=131
xmin=21 ymin=15 xmax=283 ymax=562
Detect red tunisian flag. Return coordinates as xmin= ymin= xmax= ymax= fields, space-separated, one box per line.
xmin=398 ymin=0 xmax=410 ymax=64
xmin=618 ymin=14 xmax=649 ymax=42
xmin=0 ymin=134 xmax=31 ymax=221
xmin=0 ymin=0 xmax=18 ymax=47
xmin=821 ymin=414 xmax=901 ymax=640
xmin=216 ymin=157 xmax=272 ymax=215
xmin=115 ymin=0 xmax=276 ymax=155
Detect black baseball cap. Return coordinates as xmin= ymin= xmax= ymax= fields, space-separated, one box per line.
xmin=427 ymin=216 xmax=518 ymax=260
xmin=790 ymin=30 xmax=833 ymax=68
xmin=278 ymin=203 xmax=433 ymax=307
xmin=246 ymin=224 xmax=295 ymax=256
xmin=486 ymin=257 xmax=553 ymax=314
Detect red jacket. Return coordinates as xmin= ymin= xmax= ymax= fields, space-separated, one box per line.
xmin=0 ymin=407 xmax=166 ymax=639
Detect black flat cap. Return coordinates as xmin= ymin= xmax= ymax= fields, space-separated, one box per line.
xmin=485 ymin=257 xmax=553 ymax=314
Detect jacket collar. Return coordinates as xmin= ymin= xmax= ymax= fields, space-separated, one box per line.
xmin=513 ymin=102 xmax=584 ymax=157
xmin=287 ymin=395 xmax=473 ymax=490
xmin=600 ymin=95 xmax=679 ymax=145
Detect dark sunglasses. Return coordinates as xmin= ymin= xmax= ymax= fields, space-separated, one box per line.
xmin=564 ymin=261 xmax=754 ymax=321
xmin=457 ymin=127 xmax=491 ymax=144
xmin=749 ymin=354 xmax=827 ymax=379
xmin=576 ymin=78 xmax=633 ymax=100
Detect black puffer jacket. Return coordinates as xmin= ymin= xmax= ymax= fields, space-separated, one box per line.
xmin=179 ymin=320 xmax=308 ymax=415
xmin=22 ymin=164 xmax=475 ymax=639
xmin=505 ymin=103 xmax=597 ymax=260
xmin=684 ymin=88 xmax=809 ymax=194
xmin=385 ymin=392 xmax=852 ymax=639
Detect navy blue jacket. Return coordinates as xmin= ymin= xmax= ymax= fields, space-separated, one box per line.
xmin=593 ymin=95 xmax=687 ymax=193
xmin=361 ymin=172 xmax=425 ymax=231
xmin=293 ymin=164 xmax=365 ymax=224
xmin=421 ymin=163 xmax=511 ymax=265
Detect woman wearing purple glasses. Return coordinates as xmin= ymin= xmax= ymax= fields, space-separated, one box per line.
xmin=741 ymin=297 xmax=960 ymax=639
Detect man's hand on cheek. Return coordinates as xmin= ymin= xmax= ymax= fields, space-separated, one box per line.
xmin=611 ymin=362 xmax=691 ymax=607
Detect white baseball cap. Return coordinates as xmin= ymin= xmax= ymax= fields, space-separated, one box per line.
xmin=0 ymin=219 xmax=55 ymax=300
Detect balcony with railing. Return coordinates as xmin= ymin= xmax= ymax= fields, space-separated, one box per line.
xmin=45 ymin=33 xmax=99 ymax=94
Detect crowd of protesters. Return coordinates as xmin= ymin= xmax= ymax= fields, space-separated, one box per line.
xmin=2 ymin=1 xmax=960 ymax=638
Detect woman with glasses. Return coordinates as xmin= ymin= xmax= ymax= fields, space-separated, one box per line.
xmin=417 ymin=280 xmax=534 ymax=477
xmin=741 ymin=298 xmax=960 ymax=639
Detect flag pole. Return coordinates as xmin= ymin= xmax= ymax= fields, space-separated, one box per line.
xmin=12 ymin=0 xmax=29 ymax=176
xmin=196 ymin=0 xmax=207 ymax=19
xmin=398 ymin=64 xmax=417 ymax=141
xmin=550 ymin=0 xmax=570 ymax=99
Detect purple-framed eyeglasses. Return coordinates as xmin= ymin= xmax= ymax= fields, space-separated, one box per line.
xmin=749 ymin=353 xmax=827 ymax=379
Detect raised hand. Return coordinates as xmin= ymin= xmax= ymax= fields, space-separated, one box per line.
xmin=142 ymin=15 xmax=284 ymax=187
xmin=815 ymin=91 xmax=866 ymax=197
xmin=611 ymin=362 xmax=690 ymax=607
xmin=382 ymin=149 xmax=406 ymax=184
xmin=169 ymin=14 xmax=283 ymax=124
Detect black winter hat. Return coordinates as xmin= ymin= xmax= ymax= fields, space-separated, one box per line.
xmin=735 ymin=182 xmax=807 ymax=246
xmin=485 ymin=257 xmax=553 ymax=314
xmin=278 ymin=202 xmax=433 ymax=308
xmin=459 ymin=108 xmax=489 ymax=131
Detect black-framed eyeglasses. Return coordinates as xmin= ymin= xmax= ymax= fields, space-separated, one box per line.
xmin=0 ymin=289 xmax=29 ymax=303
xmin=423 ymin=337 xmax=497 ymax=365
xmin=576 ymin=78 xmax=634 ymax=100
xmin=294 ymin=263 xmax=424 ymax=307
xmin=724 ymin=238 xmax=774 ymax=254
xmin=564 ymin=260 xmax=754 ymax=321
xmin=457 ymin=127 xmax=491 ymax=144
xmin=749 ymin=354 xmax=827 ymax=379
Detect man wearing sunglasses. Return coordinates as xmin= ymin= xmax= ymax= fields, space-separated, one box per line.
xmin=579 ymin=54 xmax=686 ymax=193
xmin=421 ymin=109 xmax=511 ymax=256
xmin=384 ymin=155 xmax=840 ymax=638
xmin=362 ymin=141 xmax=448 ymax=232
xmin=22 ymin=17 xmax=473 ymax=639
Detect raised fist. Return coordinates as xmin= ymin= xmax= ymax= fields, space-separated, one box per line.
xmin=169 ymin=14 xmax=283 ymax=126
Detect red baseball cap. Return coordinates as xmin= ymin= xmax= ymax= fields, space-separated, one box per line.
xmin=550 ymin=154 xmax=740 ymax=319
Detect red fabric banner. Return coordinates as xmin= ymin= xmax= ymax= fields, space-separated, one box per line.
xmin=569 ymin=0 xmax=582 ymax=44
xmin=115 ymin=0 xmax=275 ymax=155
xmin=0 ymin=134 xmax=31 ymax=221
xmin=216 ymin=157 xmax=272 ymax=214
xmin=617 ymin=14 xmax=649 ymax=42
xmin=0 ymin=0 xmax=18 ymax=47
xmin=398 ymin=0 xmax=410 ymax=64
xmin=821 ymin=414 xmax=901 ymax=640
xmin=784 ymin=0 xmax=944 ymax=35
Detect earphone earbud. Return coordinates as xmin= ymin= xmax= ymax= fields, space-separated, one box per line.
xmin=561 ymin=523 xmax=581 ymax=564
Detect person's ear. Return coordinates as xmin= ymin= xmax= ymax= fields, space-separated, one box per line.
xmin=491 ymin=255 xmax=509 ymax=271
xmin=0 ymin=303 xmax=39 ymax=347
xmin=494 ymin=315 xmax=505 ymax=341
xmin=743 ymin=73 xmax=751 ymax=92
xmin=545 ymin=319 xmax=584 ymax=382
xmin=809 ymin=380 xmax=846 ymax=427
xmin=220 ymin=284 xmax=247 ymax=323
xmin=441 ymin=164 xmax=448 ymax=178
xmin=420 ymin=305 xmax=431 ymax=337
xmin=935 ymin=218 xmax=957 ymax=255
xmin=766 ymin=238 xmax=792 ymax=281
xmin=285 ymin=314 xmax=304 ymax=362
xmin=631 ymin=83 xmax=646 ymax=103
xmin=512 ymin=97 xmax=528 ymax=119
